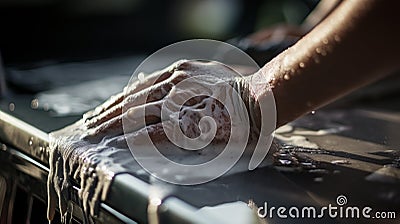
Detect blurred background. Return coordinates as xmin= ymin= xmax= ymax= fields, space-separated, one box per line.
xmin=0 ymin=0 xmax=399 ymax=133
xmin=0 ymin=0 xmax=318 ymax=65
xmin=0 ymin=2 xmax=399 ymax=224
xmin=0 ymin=0 xmax=320 ymax=125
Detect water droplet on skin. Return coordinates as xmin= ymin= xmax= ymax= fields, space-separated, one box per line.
xmin=322 ymin=39 xmax=329 ymax=45
xmin=314 ymin=57 xmax=320 ymax=64
xmin=284 ymin=67 xmax=290 ymax=73
xmin=334 ymin=35 xmax=341 ymax=42
xmin=9 ymin=103 xmax=15 ymax=111
xmin=31 ymin=99 xmax=39 ymax=109
xmin=290 ymin=68 xmax=295 ymax=73
xmin=311 ymin=111 xmax=315 ymax=115
xmin=138 ymin=72 xmax=145 ymax=82
xmin=283 ymin=74 xmax=290 ymax=80
xmin=316 ymin=47 xmax=327 ymax=56
xmin=299 ymin=62 xmax=305 ymax=68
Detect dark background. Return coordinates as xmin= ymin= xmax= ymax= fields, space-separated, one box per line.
xmin=0 ymin=0 xmax=318 ymax=66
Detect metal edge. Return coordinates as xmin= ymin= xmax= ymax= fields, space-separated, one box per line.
xmin=0 ymin=111 xmax=223 ymax=223
xmin=0 ymin=110 xmax=49 ymax=165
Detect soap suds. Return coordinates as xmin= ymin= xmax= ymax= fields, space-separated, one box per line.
xmin=46 ymin=60 xmax=260 ymax=222
xmin=47 ymin=121 xmax=135 ymax=222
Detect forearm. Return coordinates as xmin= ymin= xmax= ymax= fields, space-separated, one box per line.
xmin=249 ymin=0 xmax=400 ymax=127
xmin=303 ymin=0 xmax=342 ymax=31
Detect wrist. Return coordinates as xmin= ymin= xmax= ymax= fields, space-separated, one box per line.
xmin=234 ymin=76 xmax=262 ymax=135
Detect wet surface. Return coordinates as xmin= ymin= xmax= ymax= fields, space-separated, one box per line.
xmin=1 ymin=58 xmax=400 ymax=223
xmin=3 ymin=92 xmax=400 ymax=224
xmin=40 ymin=107 xmax=400 ymax=223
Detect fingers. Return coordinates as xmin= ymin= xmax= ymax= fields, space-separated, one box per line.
xmin=125 ymin=69 xmax=173 ymax=96
xmin=85 ymin=79 xmax=174 ymax=129
xmin=89 ymin=98 xmax=232 ymax=147
xmin=84 ymin=60 xmax=194 ymax=129
xmin=83 ymin=60 xmax=210 ymax=143
xmin=125 ymin=59 xmax=190 ymax=96
xmin=123 ymin=80 xmax=173 ymax=108
xmin=84 ymin=100 xmax=165 ymax=141
xmin=123 ymin=60 xmax=191 ymax=100
xmin=124 ymin=100 xmax=164 ymax=132
xmin=83 ymin=63 xmax=178 ymax=122
xmin=83 ymin=92 xmax=124 ymax=121
xmin=84 ymin=115 xmax=123 ymax=143
xmin=124 ymin=121 xmax=171 ymax=146
xmin=86 ymin=103 xmax=123 ymax=129
xmin=83 ymin=72 xmax=168 ymax=121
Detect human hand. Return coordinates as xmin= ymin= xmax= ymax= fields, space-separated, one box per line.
xmin=81 ymin=60 xmax=258 ymax=148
